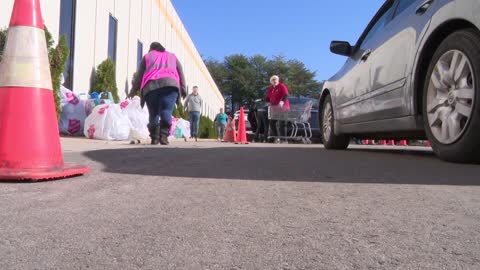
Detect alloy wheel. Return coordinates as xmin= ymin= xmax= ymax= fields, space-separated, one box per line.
xmin=323 ymin=101 xmax=333 ymax=143
xmin=426 ymin=50 xmax=475 ymax=144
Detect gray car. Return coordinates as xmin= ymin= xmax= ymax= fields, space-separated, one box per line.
xmin=320 ymin=0 xmax=480 ymax=163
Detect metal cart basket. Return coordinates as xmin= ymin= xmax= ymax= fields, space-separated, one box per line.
xmin=268 ymin=100 xmax=313 ymax=144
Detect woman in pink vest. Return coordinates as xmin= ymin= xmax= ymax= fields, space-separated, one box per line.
xmin=129 ymin=42 xmax=186 ymax=145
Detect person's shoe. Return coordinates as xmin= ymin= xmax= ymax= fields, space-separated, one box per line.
xmin=159 ymin=122 xmax=170 ymax=145
xmin=195 ymin=137 xmax=198 ymax=142
xmin=160 ymin=137 xmax=169 ymax=145
xmin=150 ymin=124 xmax=160 ymax=145
xmin=183 ymin=136 xmax=187 ymax=142
xmin=275 ymin=138 xmax=281 ymax=144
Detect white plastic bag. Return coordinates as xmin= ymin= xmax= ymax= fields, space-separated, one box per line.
xmin=84 ymin=104 xmax=133 ymax=140
xmin=175 ymin=118 xmax=191 ymax=139
xmin=58 ymin=86 xmax=87 ymax=136
xmin=120 ymin=97 xmax=150 ymax=140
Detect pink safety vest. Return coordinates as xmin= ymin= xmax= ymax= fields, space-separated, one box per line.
xmin=140 ymin=51 xmax=180 ymax=90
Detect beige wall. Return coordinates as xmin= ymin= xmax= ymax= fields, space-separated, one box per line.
xmin=0 ymin=0 xmax=224 ymax=119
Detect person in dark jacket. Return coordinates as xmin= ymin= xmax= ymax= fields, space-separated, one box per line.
xmin=129 ymin=42 xmax=186 ymax=145
xmin=252 ymin=99 xmax=269 ymax=142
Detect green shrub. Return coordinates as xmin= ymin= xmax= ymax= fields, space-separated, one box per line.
xmin=173 ymin=102 xmax=189 ymax=119
xmin=0 ymin=28 xmax=7 ymax=57
xmin=48 ymin=33 xmax=69 ymax=119
xmin=92 ymin=58 xmax=120 ymax=103
xmin=130 ymin=72 xmax=141 ymax=97
xmin=199 ymin=115 xmax=216 ymax=139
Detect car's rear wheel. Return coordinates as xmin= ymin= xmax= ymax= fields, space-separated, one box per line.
xmin=321 ymin=95 xmax=349 ymax=149
xmin=423 ymin=29 xmax=480 ymax=163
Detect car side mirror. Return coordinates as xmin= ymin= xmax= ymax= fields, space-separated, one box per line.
xmin=330 ymin=41 xmax=352 ymax=57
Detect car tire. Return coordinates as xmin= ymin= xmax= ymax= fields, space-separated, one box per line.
xmin=422 ymin=29 xmax=480 ymax=163
xmin=321 ymin=95 xmax=349 ymax=149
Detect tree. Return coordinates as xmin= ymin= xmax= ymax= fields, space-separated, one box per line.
xmin=223 ymin=54 xmax=257 ymax=109
xmin=285 ymin=59 xmax=322 ymax=98
xmin=204 ymin=57 xmax=227 ymax=90
xmin=92 ymin=58 xmax=120 ymax=103
xmin=205 ymin=53 xmax=323 ymax=107
xmin=266 ymin=55 xmax=290 ymax=81
xmin=249 ymin=54 xmax=270 ymax=98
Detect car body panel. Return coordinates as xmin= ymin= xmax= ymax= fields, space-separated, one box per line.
xmin=409 ymin=0 xmax=479 ymax=114
xmin=320 ymin=0 xmax=480 ymax=137
xmin=367 ymin=0 xmax=433 ymax=120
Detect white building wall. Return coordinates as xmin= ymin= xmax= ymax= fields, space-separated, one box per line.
xmin=0 ymin=0 xmax=60 ymax=42
xmin=72 ymin=0 xmax=96 ymax=94
xmin=0 ymin=0 xmax=224 ymax=119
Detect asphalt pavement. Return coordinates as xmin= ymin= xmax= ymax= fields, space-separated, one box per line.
xmin=0 ymin=138 xmax=479 ymax=270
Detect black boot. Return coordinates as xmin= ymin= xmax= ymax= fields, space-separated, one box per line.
xmin=159 ymin=122 xmax=171 ymax=145
xmin=148 ymin=124 xmax=160 ymax=145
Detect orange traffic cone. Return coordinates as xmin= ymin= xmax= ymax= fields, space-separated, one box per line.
xmin=223 ymin=116 xmax=236 ymax=143
xmin=235 ymin=107 xmax=249 ymax=144
xmin=0 ymin=0 xmax=89 ymax=181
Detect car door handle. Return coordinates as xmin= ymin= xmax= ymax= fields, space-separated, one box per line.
xmin=361 ymin=49 xmax=372 ymax=61
xmin=416 ymin=0 xmax=434 ymax=15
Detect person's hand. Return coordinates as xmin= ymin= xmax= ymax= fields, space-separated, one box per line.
xmin=128 ymin=89 xmax=137 ymax=98
xmin=279 ymin=101 xmax=284 ymax=108
xmin=181 ymin=87 xmax=187 ymax=99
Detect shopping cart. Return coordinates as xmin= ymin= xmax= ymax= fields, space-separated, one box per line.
xmin=268 ymin=100 xmax=313 ymax=144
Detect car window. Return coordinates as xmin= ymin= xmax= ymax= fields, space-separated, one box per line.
xmin=289 ymin=98 xmax=309 ymax=104
xmin=289 ymin=97 xmax=316 ymax=104
xmin=394 ymin=0 xmax=417 ymax=17
xmin=362 ymin=6 xmax=395 ymax=45
xmin=356 ymin=1 xmax=396 ymax=48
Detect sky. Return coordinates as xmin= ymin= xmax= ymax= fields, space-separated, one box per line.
xmin=171 ymin=0 xmax=385 ymax=81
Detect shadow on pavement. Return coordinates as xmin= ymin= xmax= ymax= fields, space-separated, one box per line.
xmin=83 ymin=146 xmax=480 ymax=186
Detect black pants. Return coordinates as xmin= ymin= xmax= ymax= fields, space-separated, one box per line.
xmin=269 ymin=120 xmax=287 ymax=138
xmin=254 ymin=110 xmax=269 ymax=141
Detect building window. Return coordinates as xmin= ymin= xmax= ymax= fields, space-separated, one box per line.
xmin=137 ymin=40 xmax=143 ymax=68
xmin=59 ymin=0 xmax=76 ymax=89
xmin=108 ymin=14 xmax=118 ymax=64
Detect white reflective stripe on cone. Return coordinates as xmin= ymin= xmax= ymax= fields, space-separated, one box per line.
xmin=0 ymin=26 xmax=52 ymax=90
